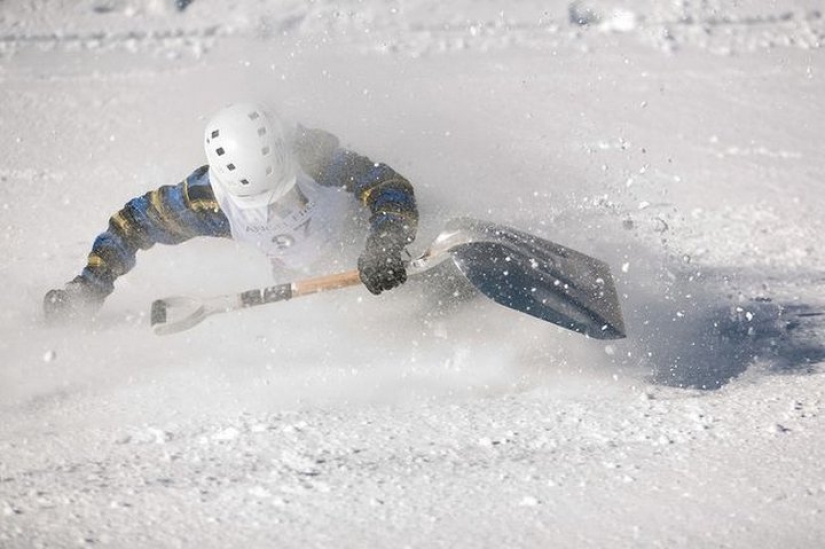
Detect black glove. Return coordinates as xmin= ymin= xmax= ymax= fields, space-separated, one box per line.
xmin=43 ymin=278 xmax=105 ymax=321
xmin=358 ymin=229 xmax=409 ymax=295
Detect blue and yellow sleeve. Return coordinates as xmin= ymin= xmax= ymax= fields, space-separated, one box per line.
xmin=294 ymin=126 xmax=419 ymax=244
xmin=78 ymin=166 xmax=231 ymax=297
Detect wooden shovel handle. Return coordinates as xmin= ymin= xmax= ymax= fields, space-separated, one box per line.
xmin=291 ymin=269 xmax=363 ymax=297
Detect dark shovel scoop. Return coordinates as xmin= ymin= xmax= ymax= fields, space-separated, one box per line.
xmin=448 ymin=224 xmax=626 ymax=340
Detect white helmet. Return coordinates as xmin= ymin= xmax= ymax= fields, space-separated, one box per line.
xmin=204 ymin=102 xmax=297 ymax=206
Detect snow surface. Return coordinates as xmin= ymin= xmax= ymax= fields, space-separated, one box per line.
xmin=2 ymin=0 xmax=825 ymax=547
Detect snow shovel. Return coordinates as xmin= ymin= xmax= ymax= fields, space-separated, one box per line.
xmin=150 ymin=217 xmax=626 ymax=339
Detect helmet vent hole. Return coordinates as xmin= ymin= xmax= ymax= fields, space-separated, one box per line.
xmin=261 ymin=146 xmax=270 ymax=156
xmin=227 ymin=163 xmax=236 ymax=171
xmin=248 ymin=111 xmax=260 ymax=121
xmin=240 ymin=179 xmax=250 ymax=186
xmin=211 ymin=130 xmax=220 ymax=139
xmin=257 ymin=127 xmax=267 ymax=137
xmin=215 ymin=147 xmax=225 ymax=156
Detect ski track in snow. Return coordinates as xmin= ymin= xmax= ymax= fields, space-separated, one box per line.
xmin=1 ymin=1 xmax=825 ymax=547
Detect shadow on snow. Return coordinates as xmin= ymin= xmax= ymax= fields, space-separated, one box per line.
xmin=621 ymin=265 xmax=825 ymax=390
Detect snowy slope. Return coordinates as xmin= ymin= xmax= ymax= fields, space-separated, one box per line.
xmin=1 ymin=1 xmax=825 ymax=547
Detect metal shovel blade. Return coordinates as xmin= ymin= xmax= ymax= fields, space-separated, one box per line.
xmin=443 ymin=218 xmax=626 ymax=339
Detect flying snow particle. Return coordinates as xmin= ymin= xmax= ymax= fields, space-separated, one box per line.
xmin=599 ymin=10 xmax=638 ymax=33
xmin=43 ymin=350 xmax=57 ymax=362
xmin=248 ymin=486 xmax=272 ymax=499
xmin=148 ymin=428 xmax=173 ymax=444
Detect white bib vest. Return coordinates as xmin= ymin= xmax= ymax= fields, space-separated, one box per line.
xmin=212 ymin=173 xmax=360 ymax=278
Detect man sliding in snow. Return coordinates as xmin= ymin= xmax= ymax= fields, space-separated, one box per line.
xmin=44 ymin=102 xmax=418 ymax=319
